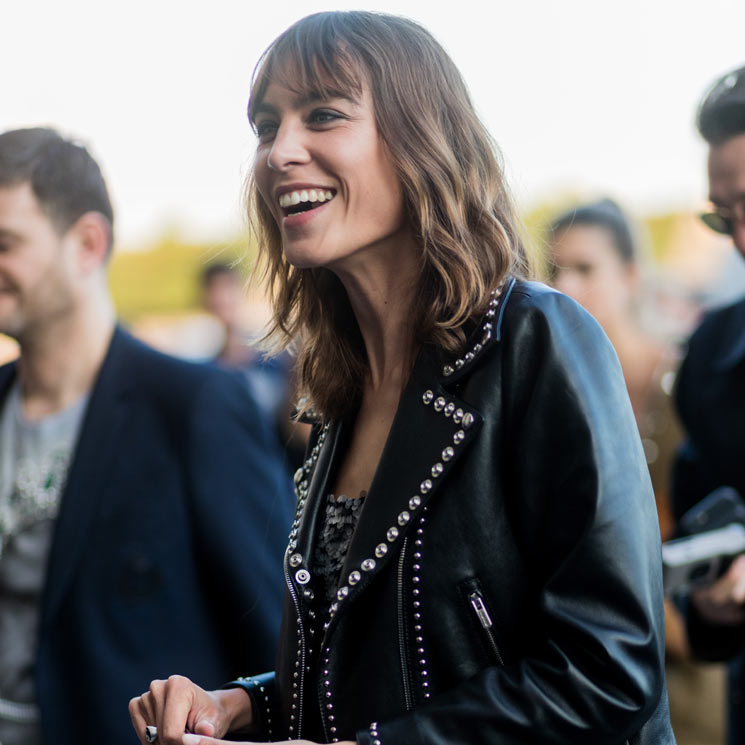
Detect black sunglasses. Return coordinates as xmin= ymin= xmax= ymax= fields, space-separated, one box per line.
xmin=699 ymin=210 xmax=734 ymax=236
xmin=699 ymin=201 xmax=745 ymax=237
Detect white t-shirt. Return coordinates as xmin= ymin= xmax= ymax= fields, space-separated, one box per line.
xmin=0 ymin=381 xmax=88 ymax=745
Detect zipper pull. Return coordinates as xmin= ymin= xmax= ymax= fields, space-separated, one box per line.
xmin=469 ymin=592 xmax=493 ymax=629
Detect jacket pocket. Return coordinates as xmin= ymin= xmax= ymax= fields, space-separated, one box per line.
xmin=459 ymin=577 xmax=505 ymax=667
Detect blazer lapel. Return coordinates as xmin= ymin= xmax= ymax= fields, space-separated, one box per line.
xmin=40 ymin=327 xmax=136 ymax=628
xmin=0 ymin=362 xmax=17 ymax=401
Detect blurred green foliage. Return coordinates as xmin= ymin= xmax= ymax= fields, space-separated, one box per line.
xmin=523 ymin=194 xmax=584 ymax=279
xmin=644 ymin=213 xmax=681 ymax=263
xmin=109 ymin=230 xmax=256 ymax=321
xmin=108 ymin=202 xmax=685 ymax=320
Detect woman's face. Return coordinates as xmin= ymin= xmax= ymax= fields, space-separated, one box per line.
xmin=252 ymin=73 xmax=410 ymax=272
xmin=550 ymin=224 xmax=636 ymax=327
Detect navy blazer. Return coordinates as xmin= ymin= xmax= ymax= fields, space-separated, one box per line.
xmin=674 ymin=296 xmax=745 ymax=745
xmin=0 ymin=327 xmax=294 ymax=745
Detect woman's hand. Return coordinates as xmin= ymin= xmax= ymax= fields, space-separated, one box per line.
xmin=180 ymin=738 xmax=355 ymax=745
xmin=129 ymin=675 xmax=252 ymax=745
xmin=691 ymin=554 xmax=745 ymax=626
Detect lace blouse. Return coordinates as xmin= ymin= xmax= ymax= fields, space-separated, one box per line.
xmin=313 ymin=492 xmax=367 ymax=605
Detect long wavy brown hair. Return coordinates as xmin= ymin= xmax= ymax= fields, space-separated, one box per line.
xmin=246 ymin=11 xmax=533 ymax=420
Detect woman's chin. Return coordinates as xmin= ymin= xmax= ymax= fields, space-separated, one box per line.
xmin=281 ymin=244 xmax=339 ymax=271
xmin=283 ymin=252 xmax=323 ymax=270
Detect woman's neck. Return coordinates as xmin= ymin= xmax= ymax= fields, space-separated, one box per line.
xmin=334 ymin=242 xmax=420 ymax=392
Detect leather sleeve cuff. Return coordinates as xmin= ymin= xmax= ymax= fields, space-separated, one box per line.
xmin=222 ymin=672 xmax=276 ymax=741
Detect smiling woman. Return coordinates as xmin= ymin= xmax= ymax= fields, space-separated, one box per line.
xmin=129 ymin=11 xmax=675 ymax=745
xmin=244 ymin=14 xmax=530 ymax=422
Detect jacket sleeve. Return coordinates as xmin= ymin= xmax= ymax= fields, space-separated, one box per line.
xmin=222 ymin=671 xmax=278 ymax=740
xmin=358 ymin=288 xmax=670 ymax=745
xmin=185 ymin=368 xmax=294 ymax=674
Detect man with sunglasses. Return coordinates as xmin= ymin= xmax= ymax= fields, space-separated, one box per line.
xmin=673 ymin=64 xmax=745 ymax=745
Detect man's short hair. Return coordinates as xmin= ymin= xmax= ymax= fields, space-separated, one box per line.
xmin=0 ymin=127 xmax=114 ymax=252
xmin=200 ymin=262 xmax=240 ymax=288
xmin=697 ymin=65 xmax=745 ymax=146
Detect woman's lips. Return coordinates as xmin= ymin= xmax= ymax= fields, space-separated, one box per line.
xmin=281 ymin=197 xmax=332 ymax=230
xmin=278 ymin=188 xmax=335 ymax=210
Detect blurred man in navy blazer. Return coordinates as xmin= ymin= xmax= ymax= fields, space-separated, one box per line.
xmin=0 ymin=127 xmax=293 ymax=745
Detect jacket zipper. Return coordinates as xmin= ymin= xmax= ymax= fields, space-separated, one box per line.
xmin=397 ymin=537 xmax=414 ymax=711
xmin=284 ymin=562 xmax=306 ymax=739
xmin=468 ymin=590 xmax=505 ymax=666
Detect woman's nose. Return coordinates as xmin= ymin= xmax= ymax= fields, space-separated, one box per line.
xmin=267 ymin=123 xmax=310 ymax=172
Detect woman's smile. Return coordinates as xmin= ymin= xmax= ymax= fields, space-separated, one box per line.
xmin=274 ymin=183 xmax=337 ymax=232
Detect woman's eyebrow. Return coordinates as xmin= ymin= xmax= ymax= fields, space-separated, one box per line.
xmin=253 ymin=90 xmax=359 ymax=117
xmin=296 ymin=90 xmax=359 ymax=106
xmin=251 ymin=101 xmax=278 ymax=119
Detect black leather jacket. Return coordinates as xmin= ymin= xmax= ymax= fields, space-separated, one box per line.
xmin=233 ymin=280 xmax=674 ymax=745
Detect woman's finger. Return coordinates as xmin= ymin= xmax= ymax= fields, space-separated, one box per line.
xmin=731 ymin=555 xmax=745 ymax=603
xmin=159 ymin=676 xmax=200 ymax=743
xmin=181 ymin=734 xmax=227 ymax=745
xmin=128 ymin=696 xmax=150 ymax=745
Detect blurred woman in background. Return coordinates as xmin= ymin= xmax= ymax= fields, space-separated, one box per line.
xmin=549 ymin=199 xmax=681 ymax=536
xmin=549 ymin=199 xmax=724 ymax=745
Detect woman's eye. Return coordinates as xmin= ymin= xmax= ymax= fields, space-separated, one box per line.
xmin=255 ymin=121 xmax=278 ymax=139
xmin=309 ymin=109 xmax=342 ymax=125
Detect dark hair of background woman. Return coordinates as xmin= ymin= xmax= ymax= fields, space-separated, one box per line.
xmin=549 ymin=198 xmax=636 ymax=267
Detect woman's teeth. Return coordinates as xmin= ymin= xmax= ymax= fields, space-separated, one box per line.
xmin=279 ymin=189 xmax=334 ymax=209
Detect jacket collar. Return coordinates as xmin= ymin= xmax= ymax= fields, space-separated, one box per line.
xmin=435 ymin=276 xmax=516 ymax=384
xmin=712 ymin=296 xmax=745 ymax=372
xmin=285 ymin=279 xmax=516 ymax=625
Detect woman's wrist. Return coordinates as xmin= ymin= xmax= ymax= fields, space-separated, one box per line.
xmin=215 ymin=686 xmax=254 ymax=731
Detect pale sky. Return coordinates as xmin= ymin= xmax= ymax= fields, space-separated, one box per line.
xmin=4 ymin=0 xmax=745 ymax=247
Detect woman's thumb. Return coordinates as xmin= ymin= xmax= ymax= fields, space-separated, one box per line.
xmin=193 ymin=718 xmax=217 ymax=737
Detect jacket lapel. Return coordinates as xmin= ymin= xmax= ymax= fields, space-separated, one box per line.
xmin=325 ymin=279 xmax=516 ymax=620
xmin=40 ymin=327 xmax=136 ymax=628
xmin=327 ymin=346 xmax=483 ymax=619
xmin=288 ymin=418 xmax=345 ymax=569
xmin=289 ymin=280 xmax=516 ymax=622
xmin=714 ymin=298 xmax=745 ymax=371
